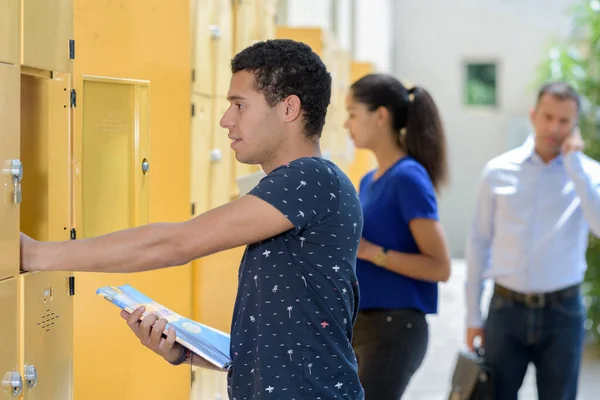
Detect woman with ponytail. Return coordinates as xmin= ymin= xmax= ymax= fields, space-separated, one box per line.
xmin=345 ymin=73 xmax=451 ymax=399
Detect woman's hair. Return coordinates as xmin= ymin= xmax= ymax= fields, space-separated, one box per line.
xmin=350 ymin=73 xmax=449 ymax=192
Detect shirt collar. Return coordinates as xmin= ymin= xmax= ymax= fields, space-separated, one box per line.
xmin=511 ymin=133 xmax=563 ymax=166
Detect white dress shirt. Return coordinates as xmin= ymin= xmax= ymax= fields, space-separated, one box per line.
xmin=466 ymin=136 xmax=600 ymax=328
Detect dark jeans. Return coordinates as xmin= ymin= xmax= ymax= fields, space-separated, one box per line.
xmin=352 ymin=309 xmax=428 ymax=399
xmin=484 ymin=287 xmax=585 ymax=400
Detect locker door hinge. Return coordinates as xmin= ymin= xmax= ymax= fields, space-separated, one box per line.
xmin=191 ymin=202 xmax=196 ymax=216
xmin=69 ymin=276 xmax=75 ymax=296
xmin=191 ymin=103 xmax=195 ymax=117
xmin=191 ymin=69 xmax=195 ymax=83
xmin=70 ymin=228 xmax=77 ymax=240
xmin=70 ymin=89 xmax=76 ymax=108
xmin=69 ymin=39 xmax=75 ymax=59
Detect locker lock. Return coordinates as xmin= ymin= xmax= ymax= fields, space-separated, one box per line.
xmin=24 ymin=365 xmax=37 ymax=389
xmin=210 ymin=149 xmax=222 ymax=163
xmin=2 ymin=371 xmax=23 ymax=396
xmin=3 ymin=159 xmax=22 ymax=204
xmin=141 ymin=158 xmax=150 ymax=175
xmin=209 ymin=25 xmax=222 ymax=39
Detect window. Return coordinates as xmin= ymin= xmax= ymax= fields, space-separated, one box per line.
xmin=465 ymin=62 xmax=497 ymax=107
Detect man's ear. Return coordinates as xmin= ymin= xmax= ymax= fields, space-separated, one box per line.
xmin=528 ymin=107 xmax=536 ymax=124
xmin=281 ymin=95 xmax=302 ymax=122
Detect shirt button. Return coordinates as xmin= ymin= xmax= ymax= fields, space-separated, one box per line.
xmin=386 ymin=316 xmax=392 ymax=322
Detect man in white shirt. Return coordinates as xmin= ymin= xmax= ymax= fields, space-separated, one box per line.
xmin=465 ymin=81 xmax=600 ymax=399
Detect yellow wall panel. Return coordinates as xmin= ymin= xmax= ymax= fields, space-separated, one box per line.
xmin=0 ymin=0 xmax=19 ymax=65
xmin=21 ymin=0 xmax=73 ymax=73
xmin=72 ymin=0 xmax=192 ymax=398
xmin=0 ymin=277 xmax=19 ymax=399
xmin=0 ymin=63 xmax=20 ymax=282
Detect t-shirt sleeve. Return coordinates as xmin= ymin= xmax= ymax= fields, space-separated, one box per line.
xmin=395 ymin=165 xmax=438 ymax=222
xmin=248 ymin=158 xmax=339 ymax=233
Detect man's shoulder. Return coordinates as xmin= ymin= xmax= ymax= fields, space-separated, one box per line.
xmin=479 ymin=147 xmax=529 ymax=182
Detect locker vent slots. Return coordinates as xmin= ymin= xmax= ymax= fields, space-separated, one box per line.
xmin=38 ymin=309 xmax=59 ymax=332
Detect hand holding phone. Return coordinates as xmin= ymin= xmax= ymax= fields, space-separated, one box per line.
xmin=561 ymin=126 xmax=585 ymax=154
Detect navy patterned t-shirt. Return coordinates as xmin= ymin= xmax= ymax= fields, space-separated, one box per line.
xmin=227 ymin=157 xmax=365 ymax=400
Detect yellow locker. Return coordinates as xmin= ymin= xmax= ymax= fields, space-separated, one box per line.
xmin=233 ymin=0 xmax=257 ymax=53
xmin=0 ymin=277 xmax=20 ymax=399
xmin=191 ymin=94 xmax=213 ymax=216
xmin=0 ymin=0 xmax=19 ymax=65
xmin=21 ymin=0 xmax=73 ymax=73
xmin=192 ymin=0 xmax=213 ymax=95
xmin=76 ymin=77 xmax=150 ymax=237
xmin=256 ymin=0 xmax=277 ymax=41
xmin=20 ymin=73 xmax=71 ymax=242
xmin=211 ymin=0 xmax=233 ymax=97
xmin=275 ymin=26 xmax=324 ymax=55
xmin=209 ymin=98 xmax=233 ymax=208
xmin=19 ymin=70 xmax=73 ymax=400
xmin=0 ymin=63 xmax=20 ymax=282
xmin=71 ymin=0 xmax=193 ymax=398
xmin=20 ymin=272 xmax=73 ymax=400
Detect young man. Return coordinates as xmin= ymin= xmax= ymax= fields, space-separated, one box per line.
xmin=20 ymin=39 xmax=365 ymax=399
xmin=465 ymin=81 xmax=600 ymax=399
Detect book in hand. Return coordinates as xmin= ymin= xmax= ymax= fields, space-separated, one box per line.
xmin=96 ymin=284 xmax=232 ymax=371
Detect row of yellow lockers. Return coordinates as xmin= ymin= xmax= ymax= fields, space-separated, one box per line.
xmin=1 ymin=0 xmax=193 ymax=399
xmin=0 ymin=0 xmax=377 ymax=399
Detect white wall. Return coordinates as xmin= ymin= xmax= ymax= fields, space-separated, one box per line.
xmin=281 ymin=0 xmax=393 ymax=71
xmin=392 ymin=0 xmax=575 ymax=256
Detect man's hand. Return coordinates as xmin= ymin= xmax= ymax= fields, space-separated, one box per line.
xmin=20 ymin=232 xmax=37 ymax=272
xmin=562 ymin=127 xmax=585 ymax=154
xmin=466 ymin=327 xmax=484 ymax=352
xmin=357 ymin=238 xmax=382 ymax=263
xmin=121 ymin=306 xmax=183 ymax=363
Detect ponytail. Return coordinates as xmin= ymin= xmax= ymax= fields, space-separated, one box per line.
xmin=350 ymin=74 xmax=448 ymax=193
xmin=403 ymin=86 xmax=448 ymax=192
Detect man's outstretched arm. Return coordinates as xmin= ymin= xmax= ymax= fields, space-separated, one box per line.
xmin=21 ymin=194 xmax=293 ymax=273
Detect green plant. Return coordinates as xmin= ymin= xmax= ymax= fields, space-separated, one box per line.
xmin=536 ymin=0 xmax=600 ymax=343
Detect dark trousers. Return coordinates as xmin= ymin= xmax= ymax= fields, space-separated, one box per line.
xmin=484 ymin=285 xmax=585 ymax=400
xmin=352 ymin=309 xmax=428 ymax=399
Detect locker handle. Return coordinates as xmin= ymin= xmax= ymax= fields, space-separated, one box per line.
xmin=24 ymin=365 xmax=37 ymax=389
xmin=3 ymin=159 xmax=22 ymax=204
xmin=141 ymin=158 xmax=150 ymax=175
xmin=210 ymin=149 xmax=222 ymax=163
xmin=2 ymin=371 xmax=23 ymax=396
xmin=209 ymin=25 xmax=222 ymax=39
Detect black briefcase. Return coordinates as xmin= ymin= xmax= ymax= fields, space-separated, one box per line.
xmin=447 ymin=349 xmax=493 ymax=400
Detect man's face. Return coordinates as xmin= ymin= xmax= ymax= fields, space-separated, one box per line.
xmin=220 ymin=71 xmax=284 ymax=165
xmin=530 ymin=94 xmax=578 ymax=158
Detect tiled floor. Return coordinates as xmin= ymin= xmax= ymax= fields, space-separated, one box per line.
xmin=403 ymin=260 xmax=600 ymax=399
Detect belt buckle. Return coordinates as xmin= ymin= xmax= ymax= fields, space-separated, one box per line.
xmin=524 ymin=293 xmax=545 ymax=308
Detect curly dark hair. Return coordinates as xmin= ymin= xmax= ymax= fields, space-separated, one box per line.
xmin=231 ymin=39 xmax=332 ymax=138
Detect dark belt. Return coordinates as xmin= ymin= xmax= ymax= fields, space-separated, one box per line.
xmin=493 ymin=283 xmax=580 ymax=308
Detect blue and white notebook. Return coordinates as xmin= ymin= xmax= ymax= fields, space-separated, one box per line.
xmin=96 ymin=284 xmax=232 ymax=370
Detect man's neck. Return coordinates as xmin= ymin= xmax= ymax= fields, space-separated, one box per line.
xmin=261 ymin=140 xmax=322 ymax=174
